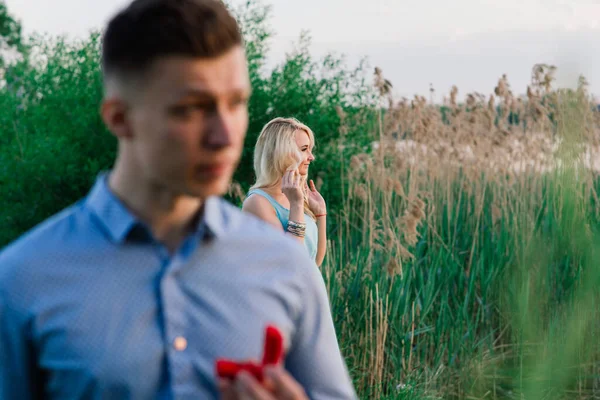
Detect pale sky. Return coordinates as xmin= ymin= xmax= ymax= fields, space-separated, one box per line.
xmin=5 ymin=0 xmax=600 ymax=100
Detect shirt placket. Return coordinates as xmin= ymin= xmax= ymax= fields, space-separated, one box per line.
xmin=158 ymin=243 xmax=194 ymax=398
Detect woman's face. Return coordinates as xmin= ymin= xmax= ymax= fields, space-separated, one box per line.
xmin=294 ymin=130 xmax=314 ymax=177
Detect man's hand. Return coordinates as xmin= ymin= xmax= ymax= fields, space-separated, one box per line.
xmin=218 ymin=366 xmax=308 ymax=400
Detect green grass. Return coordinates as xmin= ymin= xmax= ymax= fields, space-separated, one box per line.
xmin=323 ymin=89 xmax=600 ymax=399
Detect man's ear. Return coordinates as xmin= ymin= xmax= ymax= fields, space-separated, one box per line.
xmin=100 ymin=97 xmax=133 ymax=139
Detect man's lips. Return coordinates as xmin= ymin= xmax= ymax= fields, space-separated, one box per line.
xmin=194 ymin=163 xmax=230 ymax=178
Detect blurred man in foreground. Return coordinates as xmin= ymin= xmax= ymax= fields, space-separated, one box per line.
xmin=0 ymin=0 xmax=357 ymax=398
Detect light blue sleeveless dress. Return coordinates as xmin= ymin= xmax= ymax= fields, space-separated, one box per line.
xmin=245 ymin=188 xmax=318 ymax=262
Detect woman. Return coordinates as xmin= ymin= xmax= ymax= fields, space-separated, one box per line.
xmin=242 ymin=117 xmax=327 ymax=266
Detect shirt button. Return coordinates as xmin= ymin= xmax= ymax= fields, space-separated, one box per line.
xmin=173 ymin=336 xmax=188 ymax=351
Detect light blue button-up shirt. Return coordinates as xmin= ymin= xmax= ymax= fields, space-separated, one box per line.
xmin=0 ymin=172 xmax=357 ymax=399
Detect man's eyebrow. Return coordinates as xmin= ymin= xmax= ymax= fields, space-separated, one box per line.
xmin=175 ymin=88 xmax=215 ymax=100
xmin=175 ymin=87 xmax=252 ymax=99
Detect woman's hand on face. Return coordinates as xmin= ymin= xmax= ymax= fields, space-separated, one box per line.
xmin=281 ymin=169 xmax=304 ymax=206
xmin=306 ymin=179 xmax=326 ymax=216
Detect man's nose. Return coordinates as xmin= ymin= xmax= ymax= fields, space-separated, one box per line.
xmin=203 ymin=112 xmax=233 ymax=149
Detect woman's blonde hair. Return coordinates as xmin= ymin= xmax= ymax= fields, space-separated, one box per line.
xmin=250 ymin=117 xmax=316 ymax=220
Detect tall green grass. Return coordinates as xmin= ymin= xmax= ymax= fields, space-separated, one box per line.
xmin=323 ymin=84 xmax=600 ymax=399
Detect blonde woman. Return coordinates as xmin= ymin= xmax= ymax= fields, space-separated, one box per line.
xmin=242 ymin=117 xmax=327 ymax=266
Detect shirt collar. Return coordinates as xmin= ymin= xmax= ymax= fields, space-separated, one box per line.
xmin=84 ymin=171 xmax=222 ymax=244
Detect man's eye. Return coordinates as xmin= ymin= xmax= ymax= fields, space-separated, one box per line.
xmin=170 ymin=103 xmax=212 ymax=117
xmin=170 ymin=105 xmax=193 ymax=116
xmin=231 ymin=98 xmax=248 ymax=107
xmin=170 ymin=104 xmax=201 ymax=116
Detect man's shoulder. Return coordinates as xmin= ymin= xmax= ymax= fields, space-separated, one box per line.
xmin=216 ymin=198 xmax=311 ymax=258
xmin=0 ymin=202 xmax=87 ymax=283
xmin=217 ymin=198 xmax=290 ymax=239
xmin=215 ymin=198 xmax=323 ymax=301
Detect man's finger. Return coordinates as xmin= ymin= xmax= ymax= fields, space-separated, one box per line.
xmin=264 ymin=366 xmax=308 ymax=399
xmin=218 ymin=358 xmax=264 ymax=400
xmin=218 ymin=378 xmax=230 ymax=391
xmin=235 ymin=371 xmax=275 ymax=400
xmin=218 ymin=378 xmax=236 ymax=400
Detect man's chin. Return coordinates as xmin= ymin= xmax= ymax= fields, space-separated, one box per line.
xmin=186 ymin=180 xmax=231 ymax=199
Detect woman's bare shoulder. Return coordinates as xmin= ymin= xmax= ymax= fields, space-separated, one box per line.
xmin=242 ymin=193 xmax=282 ymax=229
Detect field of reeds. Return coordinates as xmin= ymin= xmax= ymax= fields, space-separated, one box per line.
xmin=310 ymin=66 xmax=600 ymax=399
xmin=2 ymin=1 xmax=600 ymax=399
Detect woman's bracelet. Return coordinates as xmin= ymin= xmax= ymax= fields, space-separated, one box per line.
xmin=287 ymin=220 xmax=306 ymax=229
xmin=315 ymin=213 xmax=327 ymax=218
xmin=286 ymin=220 xmax=306 ymax=238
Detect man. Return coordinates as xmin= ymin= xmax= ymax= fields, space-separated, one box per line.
xmin=0 ymin=0 xmax=357 ymax=399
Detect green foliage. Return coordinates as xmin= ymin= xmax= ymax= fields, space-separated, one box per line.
xmin=0 ymin=33 xmax=111 ymax=245
xmin=0 ymin=0 xmax=376 ymax=246
xmin=234 ymin=30 xmax=377 ymax=209
xmin=0 ymin=0 xmax=23 ymax=54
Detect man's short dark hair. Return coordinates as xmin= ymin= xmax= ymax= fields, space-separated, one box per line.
xmin=102 ymin=0 xmax=243 ymax=80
